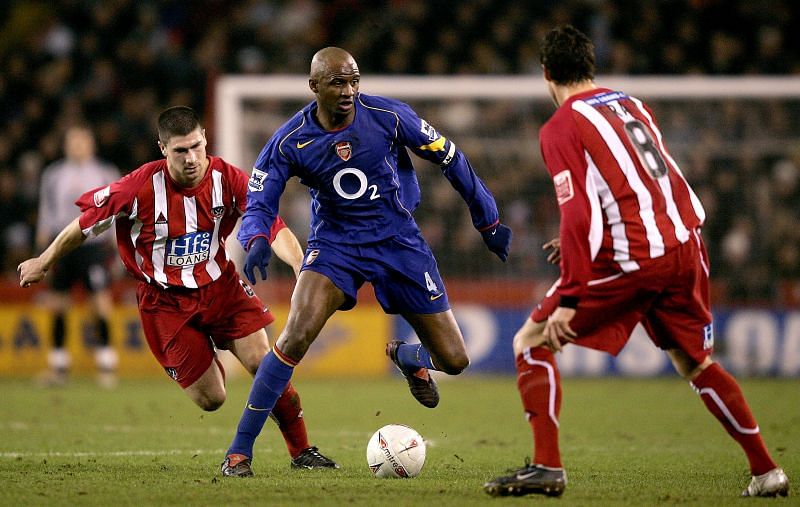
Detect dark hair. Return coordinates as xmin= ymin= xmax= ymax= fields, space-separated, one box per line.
xmin=540 ymin=25 xmax=595 ymax=85
xmin=157 ymin=106 xmax=201 ymax=144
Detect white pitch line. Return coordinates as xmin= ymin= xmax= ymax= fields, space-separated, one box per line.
xmin=0 ymin=421 xmax=229 ymax=435
xmin=0 ymin=448 xmax=228 ymax=459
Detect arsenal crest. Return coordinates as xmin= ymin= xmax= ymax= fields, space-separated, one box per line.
xmin=335 ymin=141 xmax=352 ymax=161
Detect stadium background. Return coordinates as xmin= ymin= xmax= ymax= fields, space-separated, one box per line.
xmin=0 ymin=0 xmax=799 ymax=380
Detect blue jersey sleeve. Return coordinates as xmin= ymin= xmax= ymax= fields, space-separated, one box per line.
xmin=394 ymin=102 xmax=499 ymax=231
xmin=238 ymin=134 xmax=292 ymax=250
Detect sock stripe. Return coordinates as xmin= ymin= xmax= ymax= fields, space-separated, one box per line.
xmin=415 ymin=344 xmax=435 ymax=370
xmin=696 ymin=386 xmax=760 ymax=435
xmin=523 ymin=348 xmax=560 ymax=428
xmin=272 ymin=346 xmax=298 ymax=367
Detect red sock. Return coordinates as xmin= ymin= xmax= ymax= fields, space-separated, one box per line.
xmin=271 ymin=381 xmax=310 ymax=459
xmin=516 ymin=346 xmax=562 ymax=468
xmin=691 ymin=363 xmax=776 ymax=475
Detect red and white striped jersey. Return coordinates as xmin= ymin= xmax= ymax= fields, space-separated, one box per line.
xmin=76 ymin=156 xmax=286 ymax=289
xmin=540 ymin=88 xmax=705 ymax=301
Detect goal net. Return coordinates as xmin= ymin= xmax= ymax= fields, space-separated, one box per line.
xmin=215 ymin=76 xmax=800 ymax=302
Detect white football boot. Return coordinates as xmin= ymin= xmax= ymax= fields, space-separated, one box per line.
xmin=741 ymin=467 xmax=789 ymax=497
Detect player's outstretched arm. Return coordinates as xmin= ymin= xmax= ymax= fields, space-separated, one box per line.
xmin=393 ymin=100 xmax=512 ymax=261
xmin=18 ymin=218 xmax=87 ymax=287
xmin=429 ymin=147 xmax=512 ymax=261
xmin=270 ymin=226 xmax=304 ymax=279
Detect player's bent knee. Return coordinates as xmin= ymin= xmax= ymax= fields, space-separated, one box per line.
xmin=196 ymin=393 xmax=225 ymax=412
xmin=186 ymin=382 xmax=227 ymax=411
xmin=438 ymin=352 xmax=469 ymax=375
xmin=667 ymin=349 xmax=711 ymax=380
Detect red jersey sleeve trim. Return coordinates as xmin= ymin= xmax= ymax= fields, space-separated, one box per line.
xmin=477 ymin=220 xmax=500 ymax=233
xmin=246 ymin=234 xmax=270 ymax=251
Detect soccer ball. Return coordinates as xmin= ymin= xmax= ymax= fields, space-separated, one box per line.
xmin=366 ymin=424 xmax=426 ymax=478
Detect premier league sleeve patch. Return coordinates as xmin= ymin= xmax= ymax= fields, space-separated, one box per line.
xmin=248 ymin=168 xmax=268 ymax=192
xmin=419 ymin=119 xmax=438 ymax=141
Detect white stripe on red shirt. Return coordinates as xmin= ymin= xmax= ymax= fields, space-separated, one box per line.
xmin=540 ymin=88 xmax=704 ymax=300
xmin=76 ymin=156 xmax=286 ymax=289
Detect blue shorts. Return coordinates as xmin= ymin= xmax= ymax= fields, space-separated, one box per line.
xmin=301 ymin=232 xmax=449 ymax=314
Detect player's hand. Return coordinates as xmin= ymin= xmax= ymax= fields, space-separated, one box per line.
xmin=543 ymin=237 xmax=561 ymax=265
xmin=18 ymin=258 xmax=47 ymax=288
xmin=243 ymin=236 xmax=272 ymax=285
xmin=543 ymin=306 xmax=577 ymax=352
xmin=480 ymin=223 xmax=512 ymax=262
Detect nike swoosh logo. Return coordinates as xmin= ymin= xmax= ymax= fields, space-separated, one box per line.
xmin=430 ymin=293 xmax=444 ymax=301
xmin=516 ymin=470 xmax=539 ymax=480
xmin=491 ymin=229 xmax=497 ymax=235
xmin=246 ymin=403 xmax=270 ymax=412
xmin=296 ymin=139 xmax=315 ymax=149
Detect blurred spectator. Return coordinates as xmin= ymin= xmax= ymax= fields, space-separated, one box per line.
xmin=34 ymin=126 xmax=120 ymax=387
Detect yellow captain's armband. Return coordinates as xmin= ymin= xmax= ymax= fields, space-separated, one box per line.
xmin=419 ymin=136 xmax=447 ymax=152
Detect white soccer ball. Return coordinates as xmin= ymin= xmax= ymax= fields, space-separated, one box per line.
xmin=366 ymin=424 xmax=426 ymax=478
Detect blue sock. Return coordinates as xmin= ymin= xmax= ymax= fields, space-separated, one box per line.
xmin=395 ymin=342 xmax=436 ymax=373
xmin=227 ymin=351 xmax=295 ymax=458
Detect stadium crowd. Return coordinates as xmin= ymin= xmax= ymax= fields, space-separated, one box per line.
xmin=1 ymin=0 xmax=799 ymax=304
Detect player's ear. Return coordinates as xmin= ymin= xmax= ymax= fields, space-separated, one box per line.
xmin=542 ymin=65 xmax=551 ymax=81
xmin=309 ymin=79 xmax=318 ymax=94
xmin=157 ymin=140 xmax=167 ymax=157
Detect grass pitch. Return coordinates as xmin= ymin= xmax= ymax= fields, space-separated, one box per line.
xmin=0 ymin=375 xmax=797 ymax=506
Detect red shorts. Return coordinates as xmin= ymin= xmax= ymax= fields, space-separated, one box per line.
xmin=136 ymin=264 xmax=274 ymax=388
xmin=532 ymin=230 xmax=713 ymax=364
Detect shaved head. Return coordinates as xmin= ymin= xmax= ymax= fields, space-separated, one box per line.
xmin=308 ymin=47 xmax=360 ymax=130
xmin=310 ymin=47 xmax=358 ymax=80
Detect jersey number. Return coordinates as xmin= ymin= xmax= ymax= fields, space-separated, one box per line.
xmin=424 ymin=271 xmax=438 ymax=292
xmin=333 ymin=168 xmax=380 ymax=200
xmin=623 ymin=120 xmax=669 ymax=179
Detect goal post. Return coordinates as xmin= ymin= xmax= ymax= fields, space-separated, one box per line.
xmin=215 ymin=75 xmax=800 ymax=169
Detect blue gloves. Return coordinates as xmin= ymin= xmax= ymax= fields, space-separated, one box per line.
xmin=243 ymin=236 xmax=271 ymax=285
xmin=480 ymin=223 xmax=512 ymax=262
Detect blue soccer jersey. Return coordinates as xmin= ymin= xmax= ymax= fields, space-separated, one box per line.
xmin=239 ymin=93 xmax=499 ymax=248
